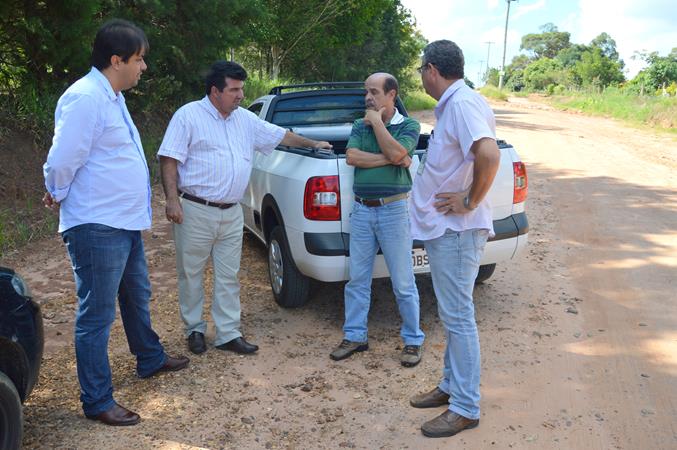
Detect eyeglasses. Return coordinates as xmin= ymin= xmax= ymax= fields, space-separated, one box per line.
xmin=417 ymin=63 xmax=432 ymax=74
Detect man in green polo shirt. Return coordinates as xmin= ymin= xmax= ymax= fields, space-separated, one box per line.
xmin=329 ymin=72 xmax=425 ymax=366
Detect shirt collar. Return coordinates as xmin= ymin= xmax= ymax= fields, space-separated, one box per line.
xmin=386 ymin=107 xmax=405 ymax=126
xmin=434 ymin=79 xmax=466 ymax=119
xmin=200 ymin=95 xmax=239 ymax=121
xmin=90 ymin=67 xmax=118 ymax=101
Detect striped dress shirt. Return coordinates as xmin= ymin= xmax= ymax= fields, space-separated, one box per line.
xmin=157 ymin=96 xmax=286 ymax=203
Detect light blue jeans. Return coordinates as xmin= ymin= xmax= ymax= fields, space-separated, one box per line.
xmin=62 ymin=224 xmax=166 ymax=416
xmin=424 ymin=228 xmax=489 ymax=420
xmin=343 ymin=199 xmax=425 ymax=346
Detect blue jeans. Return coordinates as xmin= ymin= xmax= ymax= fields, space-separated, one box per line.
xmin=62 ymin=224 xmax=166 ymax=416
xmin=343 ymin=199 xmax=425 ymax=345
xmin=424 ymin=228 xmax=489 ymax=420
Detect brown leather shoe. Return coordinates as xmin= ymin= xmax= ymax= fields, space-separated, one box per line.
xmin=86 ymin=403 xmax=140 ymax=426
xmin=410 ymin=387 xmax=450 ymax=408
xmin=421 ymin=410 xmax=479 ymax=438
xmin=140 ymin=354 xmax=190 ymax=378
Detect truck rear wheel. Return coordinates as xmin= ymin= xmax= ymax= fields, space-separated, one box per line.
xmin=475 ymin=264 xmax=496 ymax=284
xmin=267 ymin=226 xmax=310 ymax=308
xmin=0 ymin=371 xmax=22 ymax=450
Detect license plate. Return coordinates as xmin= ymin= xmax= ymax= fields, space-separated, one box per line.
xmin=411 ymin=248 xmax=429 ymax=272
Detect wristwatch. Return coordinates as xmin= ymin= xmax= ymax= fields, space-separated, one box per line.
xmin=463 ymin=195 xmax=477 ymax=210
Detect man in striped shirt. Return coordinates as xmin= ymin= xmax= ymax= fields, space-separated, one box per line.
xmin=158 ymin=61 xmax=330 ymax=356
xmin=329 ymin=73 xmax=425 ymax=366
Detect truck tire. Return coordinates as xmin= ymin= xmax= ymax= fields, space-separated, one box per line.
xmin=0 ymin=371 xmax=22 ymax=450
xmin=475 ymin=264 xmax=496 ymax=284
xmin=267 ymin=226 xmax=310 ymax=308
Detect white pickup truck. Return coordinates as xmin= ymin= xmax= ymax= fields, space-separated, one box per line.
xmin=241 ymin=83 xmax=529 ymax=308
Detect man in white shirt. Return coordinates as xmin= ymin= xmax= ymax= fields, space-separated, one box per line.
xmin=43 ymin=19 xmax=188 ymax=427
xmin=158 ymin=60 xmax=331 ymax=356
xmin=407 ymin=40 xmax=500 ymax=438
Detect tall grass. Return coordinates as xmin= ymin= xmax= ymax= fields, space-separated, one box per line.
xmin=402 ymin=89 xmax=436 ymax=111
xmin=549 ymin=87 xmax=677 ymax=132
xmin=479 ymin=85 xmax=508 ymax=101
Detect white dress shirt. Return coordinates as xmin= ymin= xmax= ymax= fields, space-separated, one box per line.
xmin=43 ymin=68 xmax=152 ymax=233
xmin=157 ymin=96 xmax=286 ymax=203
xmin=410 ymin=79 xmax=496 ymax=240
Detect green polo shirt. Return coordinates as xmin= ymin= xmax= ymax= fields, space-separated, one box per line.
xmin=347 ymin=112 xmax=421 ymax=199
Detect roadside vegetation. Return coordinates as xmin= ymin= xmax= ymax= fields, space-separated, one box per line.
xmin=0 ymin=0 xmax=428 ymax=257
xmin=479 ymin=24 xmax=676 ymax=133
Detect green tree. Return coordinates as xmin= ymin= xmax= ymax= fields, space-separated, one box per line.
xmin=522 ymin=57 xmax=566 ymax=91
xmin=0 ymin=0 xmax=100 ymax=90
xmin=100 ymin=0 xmax=264 ymax=112
xmin=590 ymin=32 xmax=620 ymax=62
xmin=485 ymin=68 xmax=500 ymax=87
xmin=556 ymin=44 xmax=590 ymax=68
xmin=504 ymin=54 xmax=531 ymax=91
xmin=247 ymin=0 xmax=349 ymax=80
xmin=520 ymin=23 xmax=571 ymax=59
xmin=574 ymin=47 xmax=624 ymax=89
xmin=252 ymin=0 xmax=424 ymax=86
xmin=637 ymin=50 xmax=677 ymax=91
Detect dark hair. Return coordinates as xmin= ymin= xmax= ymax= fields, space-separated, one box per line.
xmin=205 ymin=60 xmax=248 ymax=95
xmin=91 ymin=19 xmax=148 ymax=70
xmin=422 ymin=40 xmax=464 ymax=80
xmin=383 ymin=74 xmax=399 ymax=97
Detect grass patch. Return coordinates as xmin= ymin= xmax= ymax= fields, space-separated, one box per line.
xmin=549 ymin=88 xmax=677 ymax=132
xmin=402 ymin=90 xmax=437 ymax=111
xmin=0 ymin=204 xmax=59 ymax=258
xmin=479 ymin=85 xmax=508 ymax=101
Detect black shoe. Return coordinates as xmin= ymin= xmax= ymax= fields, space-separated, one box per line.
xmin=216 ymin=336 xmax=259 ymax=354
xmin=329 ymin=339 xmax=369 ymax=361
xmin=188 ymin=331 xmax=206 ymax=354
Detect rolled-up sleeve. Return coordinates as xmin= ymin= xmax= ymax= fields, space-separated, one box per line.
xmin=43 ymin=93 xmax=98 ymax=202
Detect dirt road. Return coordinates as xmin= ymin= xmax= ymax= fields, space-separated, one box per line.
xmin=4 ymin=98 xmax=675 ymax=449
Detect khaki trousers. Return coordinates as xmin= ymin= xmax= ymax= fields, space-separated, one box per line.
xmin=173 ymin=198 xmax=244 ymax=346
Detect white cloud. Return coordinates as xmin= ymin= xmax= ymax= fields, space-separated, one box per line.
xmin=487 ymin=0 xmax=500 ymax=10
xmin=576 ymin=0 xmax=677 ymax=77
xmin=512 ymin=0 xmax=547 ymax=21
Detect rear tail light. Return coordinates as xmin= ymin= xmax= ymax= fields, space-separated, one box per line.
xmin=304 ymin=176 xmax=341 ymax=220
xmin=513 ymin=161 xmax=528 ymax=204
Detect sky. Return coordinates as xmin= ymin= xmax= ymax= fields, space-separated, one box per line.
xmin=400 ymin=0 xmax=677 ymax=85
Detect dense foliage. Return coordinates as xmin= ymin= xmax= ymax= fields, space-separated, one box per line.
xmin=0 ymin=0 xmax=425 ymax=144
xmin=485 ymin=23 xmax=676 ymax=98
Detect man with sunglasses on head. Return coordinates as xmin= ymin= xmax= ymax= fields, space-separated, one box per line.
xmin=43 ymin=19 xmax=189 ymax=427
xmin=408 ymin=40 xmax=500 ymax=438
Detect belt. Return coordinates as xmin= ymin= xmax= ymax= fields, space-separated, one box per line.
xmin=179 ymin=191 xmax=235 ymax=209
xmin=354 ymin=192 xmax=408 ymax=207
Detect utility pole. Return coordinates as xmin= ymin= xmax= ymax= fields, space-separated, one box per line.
xmin=499 ymin=0 xmax=518 ymax=90
xmin=484 ymin=41 xmax=494 ymax=85
xmin=477 ymin=60 xmax=485 ymax=86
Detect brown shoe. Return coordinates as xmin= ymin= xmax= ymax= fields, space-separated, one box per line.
xmin=421 ymin=410 xmax=479 ymax=438
xmin=140 ymin=354 xmax=190 ymax=378
xmin=86 ymin=403 xmax=140 ymax=426
xmin=410 ymin=387 xmax=450 ymax=408
xmin=400 ymin=345 xmax=423 ymax=367
xmin=329 ymin=339 xmax=368 ymax=361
